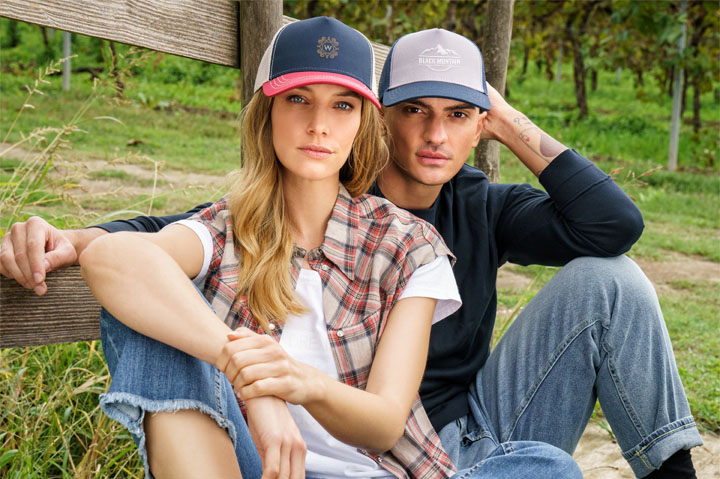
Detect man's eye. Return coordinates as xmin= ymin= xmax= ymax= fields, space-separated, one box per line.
xmin=404 ymin=106 xmax=422 ymax=114
xmin=451 ymin=111 xmax=468 ymax=118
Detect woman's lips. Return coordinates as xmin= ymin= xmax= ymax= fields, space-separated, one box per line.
xmin=299 ymin=145 xmax=333 ymax=159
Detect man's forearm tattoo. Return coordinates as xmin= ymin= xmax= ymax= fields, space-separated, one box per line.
xmin=514 ymin=115 xmax=563 ymax=163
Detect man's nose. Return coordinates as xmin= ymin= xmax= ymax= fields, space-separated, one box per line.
xmin=424 ymin=116 xmax=448 ymax=145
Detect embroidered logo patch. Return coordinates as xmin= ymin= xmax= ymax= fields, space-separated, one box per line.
xmin=317 ymin=37 xmax=340 ymax=59
xmin=418 ymin=44 xmax=461 ymax=72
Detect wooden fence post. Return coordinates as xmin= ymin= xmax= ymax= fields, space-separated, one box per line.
xmin=239 ymin=0 xmax=283 ymax=105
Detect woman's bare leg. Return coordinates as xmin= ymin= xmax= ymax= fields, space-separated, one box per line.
xmin=144 ymin=409 xmax=242 ymax=478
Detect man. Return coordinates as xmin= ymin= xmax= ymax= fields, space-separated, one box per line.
xmin=1 ymin=28 xmax=701 ymax=477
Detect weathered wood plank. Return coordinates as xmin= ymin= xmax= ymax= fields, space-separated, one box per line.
xmin=0 ymin=0 xmax=241 ymax=67
xmin=0 ymin=3 xmax=391 ymax=79
xmin=1 ymin=266 xmax=100 ymax=348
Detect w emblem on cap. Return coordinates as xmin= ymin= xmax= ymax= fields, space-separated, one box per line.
xmin=317 ymin=37 xmax=340 ymax=59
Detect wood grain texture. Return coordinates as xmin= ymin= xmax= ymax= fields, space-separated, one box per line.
xmin=1 ymin=266 xmax=100 ymax=348
xmin=0 ymin=3 xmax=390 ymax=74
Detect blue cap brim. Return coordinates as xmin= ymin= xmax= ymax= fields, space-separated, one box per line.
xmin=381 ymin=81 xmax=491 ymax=111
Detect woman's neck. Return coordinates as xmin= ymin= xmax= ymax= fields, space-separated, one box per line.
xmin=283 ymin=175 xmax=338 ymax=253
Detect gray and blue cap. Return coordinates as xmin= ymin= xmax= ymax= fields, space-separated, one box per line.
xmin=379 ymin=28 xmax=491 ymax=111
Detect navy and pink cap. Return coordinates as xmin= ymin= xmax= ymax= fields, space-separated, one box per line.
xmin=379 ymin=28 xmax=491 ymax=111
xmin=254 ymin=16 xmax=381 ymax=109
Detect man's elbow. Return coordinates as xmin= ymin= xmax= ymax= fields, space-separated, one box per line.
xmin=612 ymin=207 xmax=645 ymax=254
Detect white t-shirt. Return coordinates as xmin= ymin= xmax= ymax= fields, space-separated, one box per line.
xmin=177 ymin=220 xmax=461 ymax=477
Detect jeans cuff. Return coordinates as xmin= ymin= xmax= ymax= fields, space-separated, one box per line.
xmin=99 ymin=392 xmax=237 ymax=479
xmin=622 ymin=416 xmax=704 ymax=478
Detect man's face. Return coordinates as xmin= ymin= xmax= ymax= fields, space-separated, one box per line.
xmin=382 ymin=97 xmax=486 ymax=187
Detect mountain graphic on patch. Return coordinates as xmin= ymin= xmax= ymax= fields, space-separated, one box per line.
xmin=418 ymin=44 xmax=461 ymax=71
xmin=420 ymin=44 xmax=459 ymax=57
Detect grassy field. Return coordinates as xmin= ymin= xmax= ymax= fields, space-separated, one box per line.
xmin=1 ymin=42 xmax=719 ymax=477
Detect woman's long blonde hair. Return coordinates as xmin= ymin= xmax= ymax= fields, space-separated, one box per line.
xmin=228 ymin=90 xmax=388 ymax=331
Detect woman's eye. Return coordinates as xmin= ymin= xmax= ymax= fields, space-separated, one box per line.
xmin=288 ymin=95 xmax=305 ymax=104
xmin=336 ymin=101 xmax=354 ymax=111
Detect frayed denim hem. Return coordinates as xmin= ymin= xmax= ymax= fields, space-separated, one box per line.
xmin=99 ymin=392 xmax=238 ymax=479
xmin=622 ymin=416 xmax=703 ymax=478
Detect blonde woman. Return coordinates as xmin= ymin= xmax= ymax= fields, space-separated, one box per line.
xmin=81 ymin=17 xmax=462 ymax=478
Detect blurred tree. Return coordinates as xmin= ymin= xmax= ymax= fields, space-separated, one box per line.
xmin=474 ymin=0 xmax=515 ymax=182
xmin=685 ymin=0 xmax=719 ymax=132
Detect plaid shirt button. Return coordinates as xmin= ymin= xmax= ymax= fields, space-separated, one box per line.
xmin=337 ymin=329 xmax=344 ymax=338
xmin=321 ymin=264 xmax=330 ymax=271
xmin=268 ymin=323 xmax=276 ymax=331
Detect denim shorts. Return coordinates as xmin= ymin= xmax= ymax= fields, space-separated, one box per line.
xmin=99 ymin=306 xmax=262 ymax=478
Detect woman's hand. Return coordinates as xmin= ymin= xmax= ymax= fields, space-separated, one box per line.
xmin=245 ymin=396 xmax=306 ymax=479
xmin=215 ymin=327 xmax=322 ymax=405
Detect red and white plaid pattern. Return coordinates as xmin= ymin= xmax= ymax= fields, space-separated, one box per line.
xmin=189 ymin=185 xmax=456 ymax=478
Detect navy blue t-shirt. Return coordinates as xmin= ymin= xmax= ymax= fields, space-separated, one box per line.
xmin=97 ymin=149 xmax=644 ymax=431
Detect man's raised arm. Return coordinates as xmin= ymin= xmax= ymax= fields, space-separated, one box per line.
xmin=480 ymin=83 xmax=568 ymax=177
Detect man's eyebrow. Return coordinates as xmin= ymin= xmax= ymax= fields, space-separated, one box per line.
xmin=443 ymin=102 xmax=476 ymax=111
xmin=402 ymin=99 xmax=476 ymax=111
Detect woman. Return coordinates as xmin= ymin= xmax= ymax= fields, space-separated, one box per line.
xmin=81 ymin=17 xmax=461 ymax=478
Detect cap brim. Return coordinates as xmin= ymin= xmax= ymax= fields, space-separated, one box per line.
xmin=263 ymin=72 xmax=381 ymax=109
xmin=381 ymin=81 xmax=491 ymax=111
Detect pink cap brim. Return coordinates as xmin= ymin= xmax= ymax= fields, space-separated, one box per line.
xmin=262 ymin=71 xmax=381 ymax=109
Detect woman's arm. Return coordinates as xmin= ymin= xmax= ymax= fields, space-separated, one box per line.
xmin=80 ymin=225 xmax=307 ymax=476
xmin=79 ymin=225 xmax=230 ymax=364
xmin=218 ymin=295 xmax=436 ymax=452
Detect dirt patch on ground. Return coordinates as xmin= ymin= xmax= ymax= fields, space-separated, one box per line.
xmin=634 ymin=253 xmax=720 ymax=295
xmin=575 ymin=424 xmax=719 ymax=478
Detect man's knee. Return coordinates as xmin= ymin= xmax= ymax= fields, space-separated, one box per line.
xmin=557 ymin=256 xmax=656 ymax=302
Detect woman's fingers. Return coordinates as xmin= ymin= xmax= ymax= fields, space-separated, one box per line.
xmin=290 ymin=435 xmax=307 ymax=479
xmin=215 ymin=328 xmax=270 ymax=372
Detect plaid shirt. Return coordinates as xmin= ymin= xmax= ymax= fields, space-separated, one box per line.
xmin=189 ymin=185 xmax=457 ymax=479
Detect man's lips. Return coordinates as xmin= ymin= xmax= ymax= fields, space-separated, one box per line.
xmin=416 ymin=150 xmax=450 ymax=164
xmin=299 ymin=145 xmax=333 ymax=159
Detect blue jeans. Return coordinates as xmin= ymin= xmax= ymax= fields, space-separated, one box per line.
xmin=439 ymin=256 xmax=703 ymax=478
xmin=99 ymin=293 xmax=580 ymax=478
xmin=99 ymin=308 xmax=263 ymax=479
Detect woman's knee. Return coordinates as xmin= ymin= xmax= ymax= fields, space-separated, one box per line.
xmin=144 ymin=409 xmax=242 ymax=478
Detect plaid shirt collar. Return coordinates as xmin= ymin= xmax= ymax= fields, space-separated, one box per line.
xmin=316 ymin=184 xmax=358 ymax=281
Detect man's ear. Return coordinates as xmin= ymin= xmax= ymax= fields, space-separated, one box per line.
xmin=472 ymin=110 xmax=488 ymax=147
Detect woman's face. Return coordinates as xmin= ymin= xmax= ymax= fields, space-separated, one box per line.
xmin=271 ymin=83 xmax=362 ymax=186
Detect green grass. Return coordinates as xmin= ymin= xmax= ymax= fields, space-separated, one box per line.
xmin=1 ymin=34 xmax=719 ymax=477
